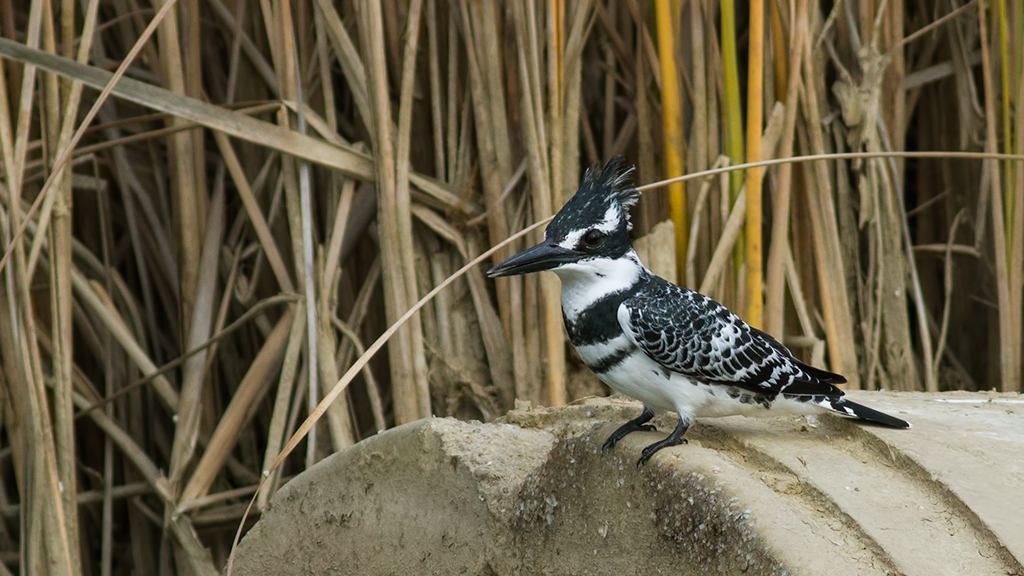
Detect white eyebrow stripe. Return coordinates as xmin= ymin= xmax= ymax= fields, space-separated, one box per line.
xmin=558 ymin=228 xmax=585 ymax=250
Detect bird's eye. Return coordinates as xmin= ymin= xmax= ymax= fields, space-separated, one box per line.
xmin=583 ymin=229 xmax=603 ymax=246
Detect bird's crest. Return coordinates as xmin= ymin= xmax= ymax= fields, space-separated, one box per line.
xmin=585 ymin=156 xmax=640 ymax=211
xmin=549 ymin=157 xmax=640 ymax=238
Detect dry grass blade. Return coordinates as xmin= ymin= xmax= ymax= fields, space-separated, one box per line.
xmin=0 ymin=37 xmax=380 ymax=182
xmin=256 ymin=302 xmax=306 ymax=509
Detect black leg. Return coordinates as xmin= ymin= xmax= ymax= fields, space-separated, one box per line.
xmin=636 ymin=415 xmax=691 ymax=467
xmin=602 ymin=406 xmax=656 ymax=453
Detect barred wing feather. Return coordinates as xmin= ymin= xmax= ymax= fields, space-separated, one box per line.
xmin=617 ymin=280 xmax=844 ymax=397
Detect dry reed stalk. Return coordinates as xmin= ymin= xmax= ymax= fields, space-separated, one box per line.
xmin=3 ymin=7 xmax=74 ymax=571
xmin=881 ymin=0 xmax=936 ymax=391
xmin=699 ymin=3 xmax=723 ymax=283
xmin=554 ymin=0 xmax=593 ymax=404
xmin=95 ymin=176 xmax=116 ymax=576
xmin=796 ymin=21 xmax=860 ymax=388
xmin=548 ymin=0 xmax=564 ymax=215
xmin=263 ymin=0 xmax=323 ymax=463
xmin=317 ymin=174 xmax=360 ymax=448
xmin=997 ymin=0 xmax=1013 ymax=210
xmin=167 ymin=183 xmax=223 ymax=504
xmin=394 ymin=0 xmax=431 ymax=417
xmin=257 ymin=304 xmax=306 ymax=510
xmin=153 ymin=0 xmax=202 ymax=341
xmin=426 ymin=0 xmax=445 ymax=177
xmin=42 ymin=1 xmax=101 ymax=572
xmin=360 ymin=1 xmax=425 ymax=424
xmin=457 ymin=1 xmax=529 ymax=405
xmin=764 ymin=0 xmax=808 ymax=336
xmin=602 ymin=43 xmax=617 ymax=158
xmin=678 ymin=7 xmax=707 ymax=288
xmin=688 ymin=1 xmax=708 ymax=179
xmin=633 ymin=2 xmax=657 ymax=224
xmin=511 ymin=0 xmax=560 ymax=406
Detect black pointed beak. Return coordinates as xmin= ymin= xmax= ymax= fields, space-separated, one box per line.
xmin=487 ymin=242 xmax=578 ymax=277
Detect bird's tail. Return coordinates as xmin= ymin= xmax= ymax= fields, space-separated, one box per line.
xmin=825 ymin=397 xmax=911 ymax=429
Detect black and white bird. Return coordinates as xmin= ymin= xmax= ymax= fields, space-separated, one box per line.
xmin=488 ymin=158 xmax=910 ymax=467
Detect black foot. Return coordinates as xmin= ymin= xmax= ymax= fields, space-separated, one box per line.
xmin=636 ymin=416 xmax=691 ymax=467
xmin=602 ymin=406 xmax=656 ymax=453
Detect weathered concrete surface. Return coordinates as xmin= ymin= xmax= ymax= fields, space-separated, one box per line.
xmin=231 ymin=392 xmax=1024 ymax=575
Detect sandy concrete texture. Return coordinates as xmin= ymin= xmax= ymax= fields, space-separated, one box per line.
xmin=231 ymin=391 xmax=1024 ymax=575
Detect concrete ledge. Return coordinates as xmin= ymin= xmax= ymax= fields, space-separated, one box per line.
xmin=231 ymin=392 xmax=1024 ymax=575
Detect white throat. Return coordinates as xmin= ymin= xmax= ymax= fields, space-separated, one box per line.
xmin=553 ymin=249 xmax=645 ymax=321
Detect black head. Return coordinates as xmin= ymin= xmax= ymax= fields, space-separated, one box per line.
xmin=488 ymin=157 xmax=639 ymax=277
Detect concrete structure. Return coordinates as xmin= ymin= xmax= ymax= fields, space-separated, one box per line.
xmin=231 ymin=392 xmax=1024 ymax=575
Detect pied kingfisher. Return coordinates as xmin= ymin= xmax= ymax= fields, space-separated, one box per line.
xmin=488 ymin=157 xmax=909 ymax=467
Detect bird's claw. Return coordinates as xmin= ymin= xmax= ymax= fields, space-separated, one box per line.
xmin=635 ymin=438 xmax=687 ymax=468
xmin=601 ymin=423 xmax=656 ymax=453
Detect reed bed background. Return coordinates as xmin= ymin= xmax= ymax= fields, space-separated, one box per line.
xmin=0 ymin=0 xmax=1021 ymax=573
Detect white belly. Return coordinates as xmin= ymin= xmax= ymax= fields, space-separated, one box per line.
xmin=595 ymin=349 xmax=719 ymax=416
xmin=591 ymin=348 xmax=827 ymax=421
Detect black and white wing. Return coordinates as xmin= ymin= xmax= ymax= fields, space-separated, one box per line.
xmin=617 ymin=279 xmax=845 ymax=397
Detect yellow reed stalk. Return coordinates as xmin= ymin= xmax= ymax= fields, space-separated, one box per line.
xmin=654 ymin=0 xmax=687 ymax=281
xmin=745 ymin=0 xmax=765 ymax=328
